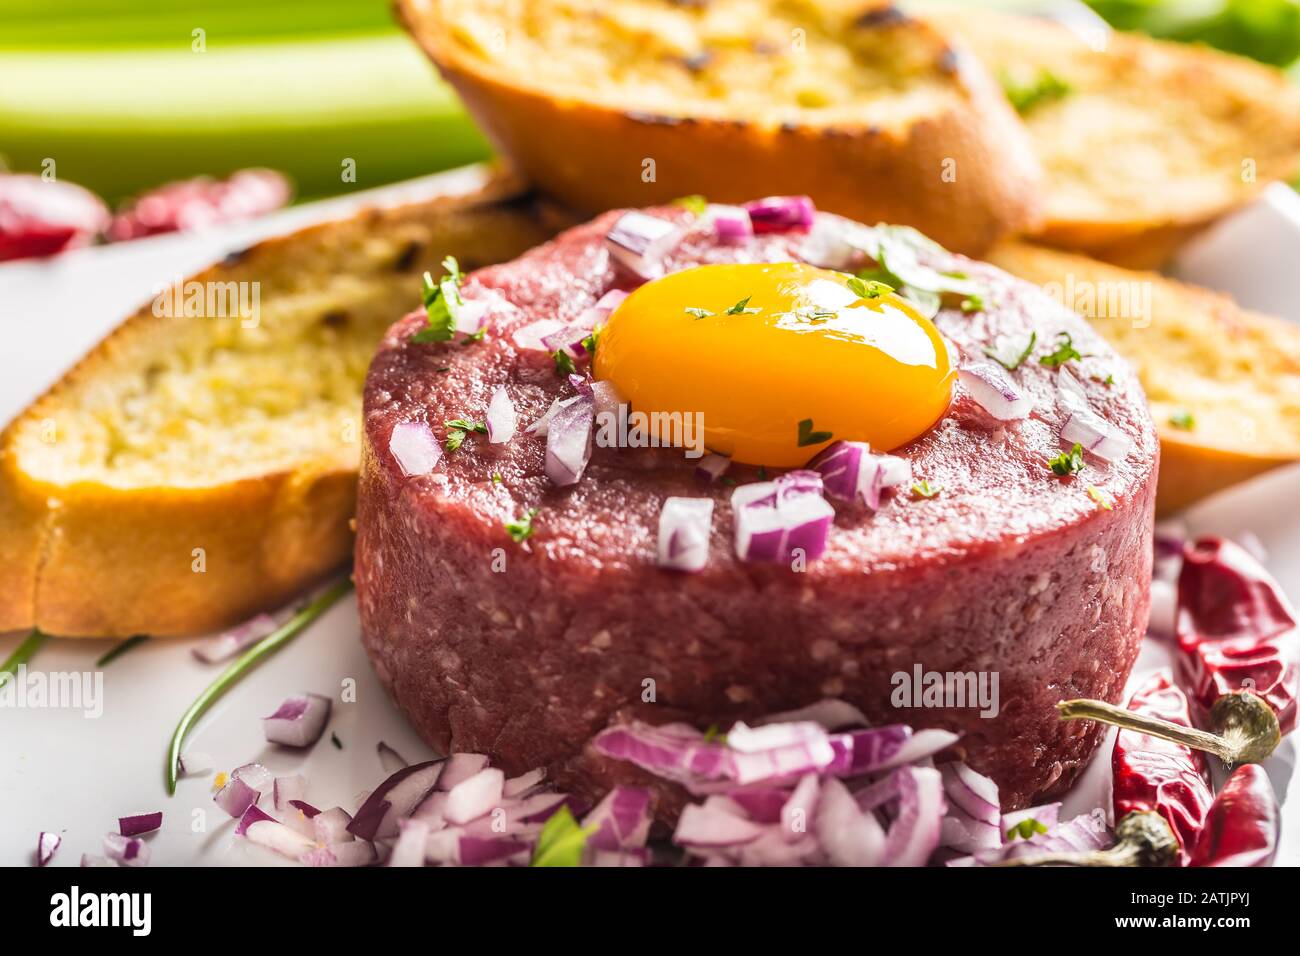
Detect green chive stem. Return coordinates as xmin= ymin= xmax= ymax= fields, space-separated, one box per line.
xmin=96 ymin=634 xmax=150 ymax=668
xmin=0 ymin=629 xmax=49 ymax=683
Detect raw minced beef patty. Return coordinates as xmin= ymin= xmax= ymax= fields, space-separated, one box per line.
xmin=355 ymin=205 xmax=1158 ymax=812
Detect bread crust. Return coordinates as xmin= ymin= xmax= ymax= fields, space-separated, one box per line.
xmin=0 ymin=174 xmax=569 ymax=637
xmin=396 ymin=0 xmax=1044 ymax=255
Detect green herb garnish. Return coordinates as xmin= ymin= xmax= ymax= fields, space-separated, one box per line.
xmin=0 ymin=629 xmax=48 ymax=686
xmin=1000 ymin=69 xmax=1072 ymax=114
xmin=1087 ymin=485 xmax=1113 ymax=511
xmin=444 ymin=418 xmax=487 ymax=452
xmin=505 ymin=508 xmax=539 ymax=544
xmin=847 ymin=276 xmax=893 ymax=299
xmin=983 ymin=331 xmax=1036 ymax=371
xmin=911 ymin=479 xmax=941 ymax=499
xmin=1168 ymin=410 xmax=1196 ymax=431
xmin=581 ymin=327 xmax=600 ymax=356
xmin=96 ymin=634 xmax=149 ymax=668
xmin=1039 ymin=332 xmax=1083 ymax=368
xmin=726 ymin=296 xmax=760 ymax=315
xmin=491 ymin=472 xmax=503 ymax=485
xmin=552 ymin=351 xmax=577 ymax=375
xmin=1049 ymin=443 xmax=1086 ymax=477
xmin=703 ymin=723 xmax=728 ymax=745
xmin=685 ymin=307 xmax=715 ymax=319
xmin=797 ymin=418 xmax=833 ymax=447
xmin=960 ymin=294 xmax=986 ymax=314
xmin=530 ymin=805 xmax=595 ymax=867
xmin=411 ymin=256 xmax=467 ymax=344
xmin=672 ymin=194 xmax=708 ymax=215
xmin=331 ymin=732 xmax=343 ymax=750
xmin=165 ymin=578 xmax=353 ymax=793
xmin=1006 ymin=817 xmax=1050 ymax=841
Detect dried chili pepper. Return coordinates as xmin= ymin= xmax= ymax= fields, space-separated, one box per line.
xmin=1059 ymin=537 xmax=1298 ymax=765
xmin=1189 ymin=764 xmax=1280 ymax=867
xmin=1001 ymin=670 xmax=1208 ymax=867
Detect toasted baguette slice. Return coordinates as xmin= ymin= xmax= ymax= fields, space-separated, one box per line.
xmin=397 ymin=0 xmax=1043 ymax=255
xmin=942 ymin=8 xmax=1300 ymax=269
xmin=986 ymin=241 xmax=1300 ymax=514
xmin=0 ymin=175 xmax=568 ymax=638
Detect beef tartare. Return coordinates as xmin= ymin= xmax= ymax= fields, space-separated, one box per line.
xmin=355 ymin=199 xmax=1158 ymax=812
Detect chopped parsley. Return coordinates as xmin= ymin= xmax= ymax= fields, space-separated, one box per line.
xmin=983 ymin=331 xmax=1036 ymax=371
xmin=505 ymin=508 xmax=539 ymax=544
xmin=444 ymin=418 xmax=487 ymax=452
xmin=726 ymin=296 xmax=760 ymax=315
xmin=796 ymin=418 xmax=833 ymax=447
xmin=685 ymin=307 xmax=715 ymax=319
xmin=672 ymin=194 xmax=708 ymax=215
xmin=461 ymin=327 xmax=486 ymax=344
xmin=581 ymin=327 xmax=600 ymax=357
xmin=1000 ymin=69 xmax=1072 ymax=114
xmin=1039 ymin=332 xmax=1084 ymax=368
xmin=703 ymin=723 xmax=728 ymax=745
xmin=330 ymin=732 xmax=343 ymax=750
xmin=1049 ymin=443 xmax=1086 ymax=477
xmin=552 ymin=350 xmax=577 ymax=375
xmin=1087 ymin=485 xmax=1113 ymax=511
xmin=530 ymin=805 xmax=594 ymax=867
xmin=491 ymin=472 xmax=503 ymax=485
xmin=960 ymin=294 xmax=986 ymax=314
xmin=911 ymin=479 xmax=942 ymax=499
xmin=1006 ymin=817 xmax=1049 ymax=841
xmin=1168 ymin=409 xmax=1196 ymax=431
xmin=411 ymin=256 xmax=467 ymax=344
xmin=847 ymin=276 xmax=893 ymax=299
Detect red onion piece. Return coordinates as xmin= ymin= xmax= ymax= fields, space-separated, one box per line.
xmin=1061 ymin=406 xmax=1131 ymax=462
xmin=300 ymin=841 xmax=375 ymax=867
xmin=757 ymin=699 xmax=868 ymax=730
xmin=939 ymin=763 xmax=1001 ymax=853
xmin=214 ymin=775 xmax=260 ymax=818
xmin=485 ymin=386 xmax=517 ymax=444
xmin=704 ymin=204 xmax=753 ymax=243
xmin=118 ymin=811 xmax=162 ymax=837
xmin=503 ymin=767 xmax=547 ymax=799
xmin=541 ymin=321 xmax=596 ymax=358
xmin=389 ymin=420 xmax=442 ymax=477
xmin=831 ymin=726 xmax=959 ymax=777
xmin=347 ymin=759 xmax=446 ymax=842
xmin=780 ymin=773 xmax=821 ymax=842
xmin=605 ymin=211 xmax=682 ymax=280
xmin=263 ymin=693 xmax=331 ymax=748
xmin=958 ymin=361 xmax=1032 ymax=421
xmin=437 ymin=753 xmax=490 ymax=791
xmin=444 ymin=768 xmax=505 ymax=825
xmin=177 ymin=750 xmax=214 ymax=775
xmin=452 ymin=298 xmax=490 ymax=336
xmin=544 ymin=394 xmax=594 ymax=486
xmin=881 ymin=766 xmax=947 ymax=866
xmin=1002 ymin=802 xmax=1061 ymax=837
xmin=103 ymin=833 xmax=150 ymax=867
xmin=80 ymin=854 xmax=115 ymax=867
xmin=272 ymin=775 xmax=308 ymax=811
xmin=952 ymin=811 xmax=1112 ymax=866
xmin=674 ymin=802 xmax=765 ymax=847
xmin=657 ymin=496 xmax=714 ymax=573
xmin=732 ymin=471 xmax=835 ymax=562
xmin=37 ymin=831 xmax=60 ymax=867
xmin=282 ymin=800 xmax=320 ymax=838
xmin=312 ymin=807 xmax=354 ymax=845
xmin=743 ymin=195 xmax=816 ymax=233
xmin=377 ymin=741 xmax=409 ymax=774
xmin=513 ymin=318 xmax=566 ymax=353
xmin=233 ymin=762 xmax=272 ymax=792
xmin=455 ymin=835 xmax=533 ymax=866
xmin=583 ymin=786 xmax=653 ymax=851
xmin=590 ymin=379 xmax=624 ymax=420
xmin=388 ymin=818 xmax=431 ymax=867
xmin=808 ymin=441 xmax=911 ymax=509
xmin=588 ymin=847 xmax=650 ymax=867
xmin=727 ymin=789 xmax=789 ymax=824
xmin=236 ymin=806 xmax=317 ymax=859
xmin=192 ymin=613 xmax=276 ymax=663
xmin=694 ymin=452 xmax=730 ymax=483
xmin=797 ymin=214 xmax=871 ymax=270
xmin=816 ymin=777 xmax=886 ymax=866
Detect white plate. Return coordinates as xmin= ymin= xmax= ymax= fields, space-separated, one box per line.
xmin=2 ymin=169 xmax=1298 ymax=866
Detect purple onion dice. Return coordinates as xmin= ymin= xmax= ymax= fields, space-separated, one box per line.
xmin=657 ymin=496 xmax=714 ymax=573
xmin=263 ymin=692 xmax=332 ymax=748
xmin=732 ymin=470 xmax=835 ymax=563
xmin=388 ymin=420 xmax=442 ymax=477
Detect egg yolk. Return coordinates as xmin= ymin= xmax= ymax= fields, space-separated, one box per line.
xmin=592 ymin=262 xmax=954 ymax=468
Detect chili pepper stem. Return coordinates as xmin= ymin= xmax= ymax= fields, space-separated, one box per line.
xmin=996 ymin=811 xmax=1179 ymax=868
xmin=1057 ymin=692 xmax=1279 ymax=766
xmin=164 ymin=576 xmax=353 ymax=794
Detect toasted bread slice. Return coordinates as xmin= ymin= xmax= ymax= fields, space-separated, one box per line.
xmin=986 ymin=241 xmax=1300 ymax=514
xmin=0 ymin=175 xmax=568 ymax=638
xmin=942 ymin=8 xmax=1300 ymax=269
xmin=397 ymin=0 xmax=1044 ymax=255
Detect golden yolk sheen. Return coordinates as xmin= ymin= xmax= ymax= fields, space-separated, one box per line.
xmin=592 ymin=262 xmax=954 ymax=468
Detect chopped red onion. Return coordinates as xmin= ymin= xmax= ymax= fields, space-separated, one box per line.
xmin=757 ymin=699 xmax=868 ymax=731
xmin=808 ymin=441 xmax=911 ymax=510
xmin=743 ymin=195 xmax=816 ymax=234
xmin=37 ymin=831 xmax=60 ymax=867
xmin=281 ymin=800 xmax=320 ymax=838
xmin=1061 ymin=406 xmax=1131 ymax=462
xmin=958 ymin=361 xmax=1032 ymax=421
xmin=444 ymin=768 xmax=505 ymax=825
xmin=587 ymin=847 xmax=650 ymax=867
xmin=454 ymin=835 xmax=533 ymax=866
xmin=727 ymin=789 xmax=789 ymax=824
xmin=312 ymin=807 xmax=354 ymax=845
xmin=704 ymin=204 xmax=753 ymax=243
xmin=214 ymin=775 xmax=259 ymax=818
xmin=1002 ymin=802 xmax=1061 ymax=837
xmin=732 ymin=470 xmax=835 ymax=562
xmin=347 ymin=759 xmax=446 ymax=841
xmin=438 ymin=753 xmax=490 ymax=791
xmin=605 ymin=211 xmax=682 ymax=280
xmin=816 ymin=777 xmax=885 ymax=866
xmin=952 ymin=811 xmax=1112 ymax=866
xmin=192 ymin=613 xmax=276 ymax=663
xmin=80 ymin=854 xmax=115 ymax=867
xmin=831 ymin=726 xmax=959 ymax=777
xmin=452 ymin=298 xmax=489 ymax=336
xmin=485 ymin=386 xmax=517 ymax=444
xmin=583 ymin=786 xmax=652 ymax=851
xmin=388 ymin=420 xmax=442 ymax=477
xmin=797 ymin=214 xmax=870 ymax=270
xmin=504 ymin=767 xmax=547 ymax=799
xmin=232 ymin=762 xmax=272 ymax=792
xmin=541 ymin=321 xmax=596 ymax=358
xmin=674 ymin=802 xmax=765 ymax=847
xmin=300 ymin=841 xmax=375 ymax=867
xmin=263 ymin=693 xmax=331 ymax=748
xmin=118 ymin=811 xmax=162 ymax=837
xmin=236 ymin=806 xmax=317 ymax=859
xmin=177 ymin=750 xmax=214 ymax=775
xmin=377 ymin=741 xmax=408 ymax=774
xmin=512 ymin=318 xmax=566 ymax=352
xmin=103 ymin=833 xmax=150 ymax=867
xmin=388 ymin=819 xmax=432 ymax=867
xmin=694 ymin=452 xmax=730 ymax=483
xmin=272 ymin=775 xmax=308 ymax=811
xmin=780 ymin=773 xmax=821 ymax=841
xmin=881 ymin=766 xmax=946 ymax=866
xmin=590 ymin=380 xmax=623 ymax=420
xmin=544 ymin=394 xmax=594 ymax=486
xmin=657 ymin=496 xmax=714 ymax=573
xmin=591 ymin=288 xmax=629 ymax=315
xmin=938 ymin=763 xmax=1001 ymax=853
